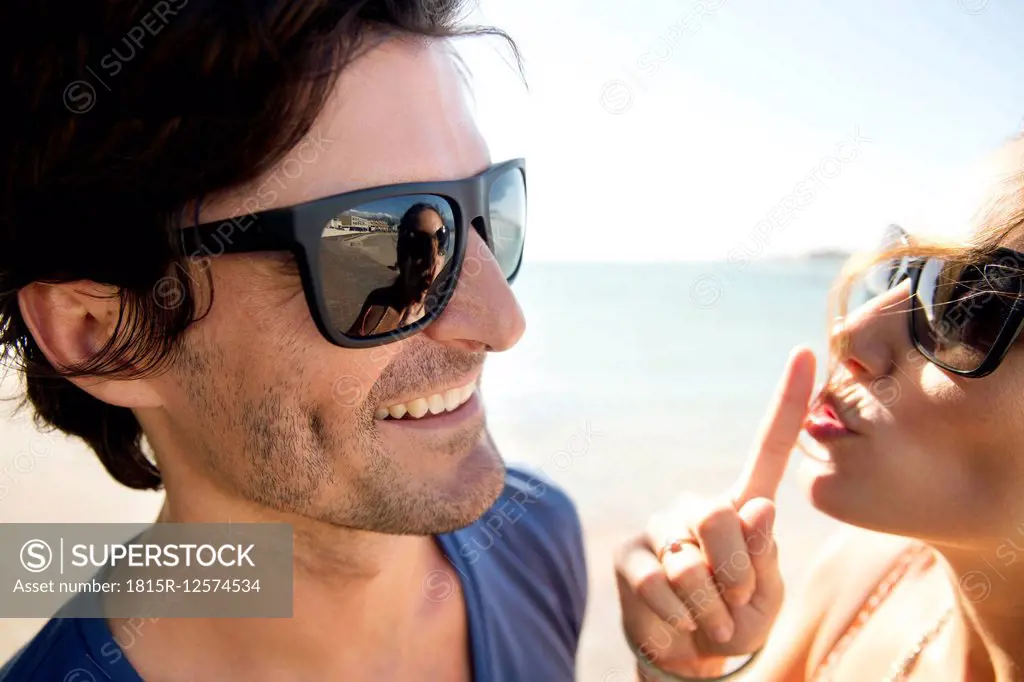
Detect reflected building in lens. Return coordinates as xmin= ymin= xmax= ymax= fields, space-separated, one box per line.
xmin=325 ymin=211 xmax=398 ymax=234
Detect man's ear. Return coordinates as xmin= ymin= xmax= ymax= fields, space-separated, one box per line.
xmin=17 ymin=281 xmax=164 ymax=409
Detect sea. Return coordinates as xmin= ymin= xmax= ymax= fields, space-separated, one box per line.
xmin=483 ymin=257 xmax=845 ymax=495
xmin=486 ymin=258 xmax=843 ymax=441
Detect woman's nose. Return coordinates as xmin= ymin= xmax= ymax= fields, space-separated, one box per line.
xmin=831 ymin=278 xmax=915 ymax=381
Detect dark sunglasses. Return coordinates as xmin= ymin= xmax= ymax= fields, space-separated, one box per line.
xmin=435 ymin=224 xmax=451 ymax=255
xmin=864 ymin=224 xmax=1024 ymax=377
xmin=178 ymin=159 xmax=526 ymax=348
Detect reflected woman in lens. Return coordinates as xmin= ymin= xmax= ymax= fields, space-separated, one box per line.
xmin=614 ymin=135 xmax=1024 ymax=680
xmin=348 ymin=203 xmax=448 ymax=337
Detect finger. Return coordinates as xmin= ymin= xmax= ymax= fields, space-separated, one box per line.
xmin=693 ymin=502 xmax=755 ymax=608
xmin=731 ymin=346 xmax=816 ymax=506
xmin=661 ymin=543 xmax=736 ymax=645
xmin=617 ymin=538 xmax=698 ymax=633
xmin=737 ymin=498 xmax=784 ymax=615
xmin=615 ymin=579 xmax=701 ymax=672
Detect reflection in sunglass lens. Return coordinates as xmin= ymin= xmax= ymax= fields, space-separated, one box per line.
xmin=864 ymin=255 xmax=912 ymax=299
xmin=436 ymin=225 xmax=450 ymax=255
xmin=488 ymin=167 xmax=526 ymax=279
xmin=863 ymin=224 xmax=913 ymax=300
xmin=319 ymin=196 xmax=457 ymax=339
xmin=912 ymin=257 xmax=1024 ymax=372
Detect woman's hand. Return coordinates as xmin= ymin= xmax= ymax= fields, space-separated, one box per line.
xmin=614 ymin=348 xmax=816 ymax=678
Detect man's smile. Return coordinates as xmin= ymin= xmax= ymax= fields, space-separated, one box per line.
xmin=375 ymin=377 xmax=479 ymax=421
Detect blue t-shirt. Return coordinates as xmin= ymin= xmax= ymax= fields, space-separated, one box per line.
xmin=0 ymin=467 xmax=587 ymax=681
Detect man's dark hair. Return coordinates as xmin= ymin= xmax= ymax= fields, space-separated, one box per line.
xmin=0 ymin=1 xmax=517 ymax=490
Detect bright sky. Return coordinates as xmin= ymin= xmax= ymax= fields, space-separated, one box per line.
xmin=455 ymin=0 xmax=1024 ymax=261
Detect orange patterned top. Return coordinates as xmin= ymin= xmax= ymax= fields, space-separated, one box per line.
xmin=809 ymin=543 xmax=936 ymax=681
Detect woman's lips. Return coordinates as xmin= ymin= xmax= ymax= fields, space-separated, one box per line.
xmin=803 ymin=397 xmax=855 ymax=441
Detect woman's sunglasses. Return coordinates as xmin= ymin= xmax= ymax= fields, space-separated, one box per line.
xmin=864 ymin=224 xmax=1024 ymax=377
xmin=178 ymin=159 xmax=526 ymax=348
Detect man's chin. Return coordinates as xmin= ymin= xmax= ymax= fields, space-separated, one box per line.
xmin=429 ymin=432 xmax=507 ymax=533
xmin=331 ymin=425 xmax=508 ymax=535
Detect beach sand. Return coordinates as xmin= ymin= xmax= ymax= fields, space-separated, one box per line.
xmin=0 ymin=388 xmax=842 ymax=680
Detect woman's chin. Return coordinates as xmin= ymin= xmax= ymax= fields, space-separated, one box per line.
xmin=796 ymin=435 xmax=862 ymax=521
xmin=797 ymin=452 xmax=839 ymax=509
xmin=796 ymin=445 xmax=897 ymax=532
xmin=795 ymin=434 xmax=973 ymax=541
xmin=797 ymin=431 xmax=837 ymax=475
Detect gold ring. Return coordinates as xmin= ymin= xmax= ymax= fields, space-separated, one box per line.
xmin=657 ymin=536 xmax=700 ymax=562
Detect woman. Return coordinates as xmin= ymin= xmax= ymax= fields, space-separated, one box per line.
xmin=347 ymin=203 xmax=449 ymax=336
xmin=615 ymin=136 xmax=1024 ymax=680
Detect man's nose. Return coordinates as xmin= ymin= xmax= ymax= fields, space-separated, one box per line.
xmin=423 ymin=227 xmax=525 ymax=353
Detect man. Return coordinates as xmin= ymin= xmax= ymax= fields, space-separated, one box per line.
xmin=0 ymin=2 xmax=586 ymax=680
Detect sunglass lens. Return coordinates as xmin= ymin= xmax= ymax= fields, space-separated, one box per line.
xmin=912 ymin=257 xmax=1023 ymax=372
xmin=488 ymin=167 xmax=526 ymax=280
xmin=319 ymin=196 xmax=457 ymax=339
xmin=863 ymin=224 xmax=912 ymax=299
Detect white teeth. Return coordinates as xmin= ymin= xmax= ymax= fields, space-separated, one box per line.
xmin=406 ymin=398 xmax=429 ymax=419
xmin=376 ymin=381 xmax=477 ymax=420
xmin=444 ymin=389 xmax=461 ymax=411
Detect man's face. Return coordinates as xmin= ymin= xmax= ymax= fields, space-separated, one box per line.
xmin=139 ymin=38 xmax=526 ymax=533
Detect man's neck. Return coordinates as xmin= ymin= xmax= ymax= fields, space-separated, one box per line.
xmin=110 ymin=492 xmax=471 ymax=681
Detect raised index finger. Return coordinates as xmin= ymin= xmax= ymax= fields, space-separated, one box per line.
xmin=730 ymin=346 xmax=816 ymax=506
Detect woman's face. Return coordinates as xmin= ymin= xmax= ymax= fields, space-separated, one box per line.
xmin=800 ymin=140 xmax=1024 ymax=549
xmin=415 ymin=208 xmax=447 ymax=279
